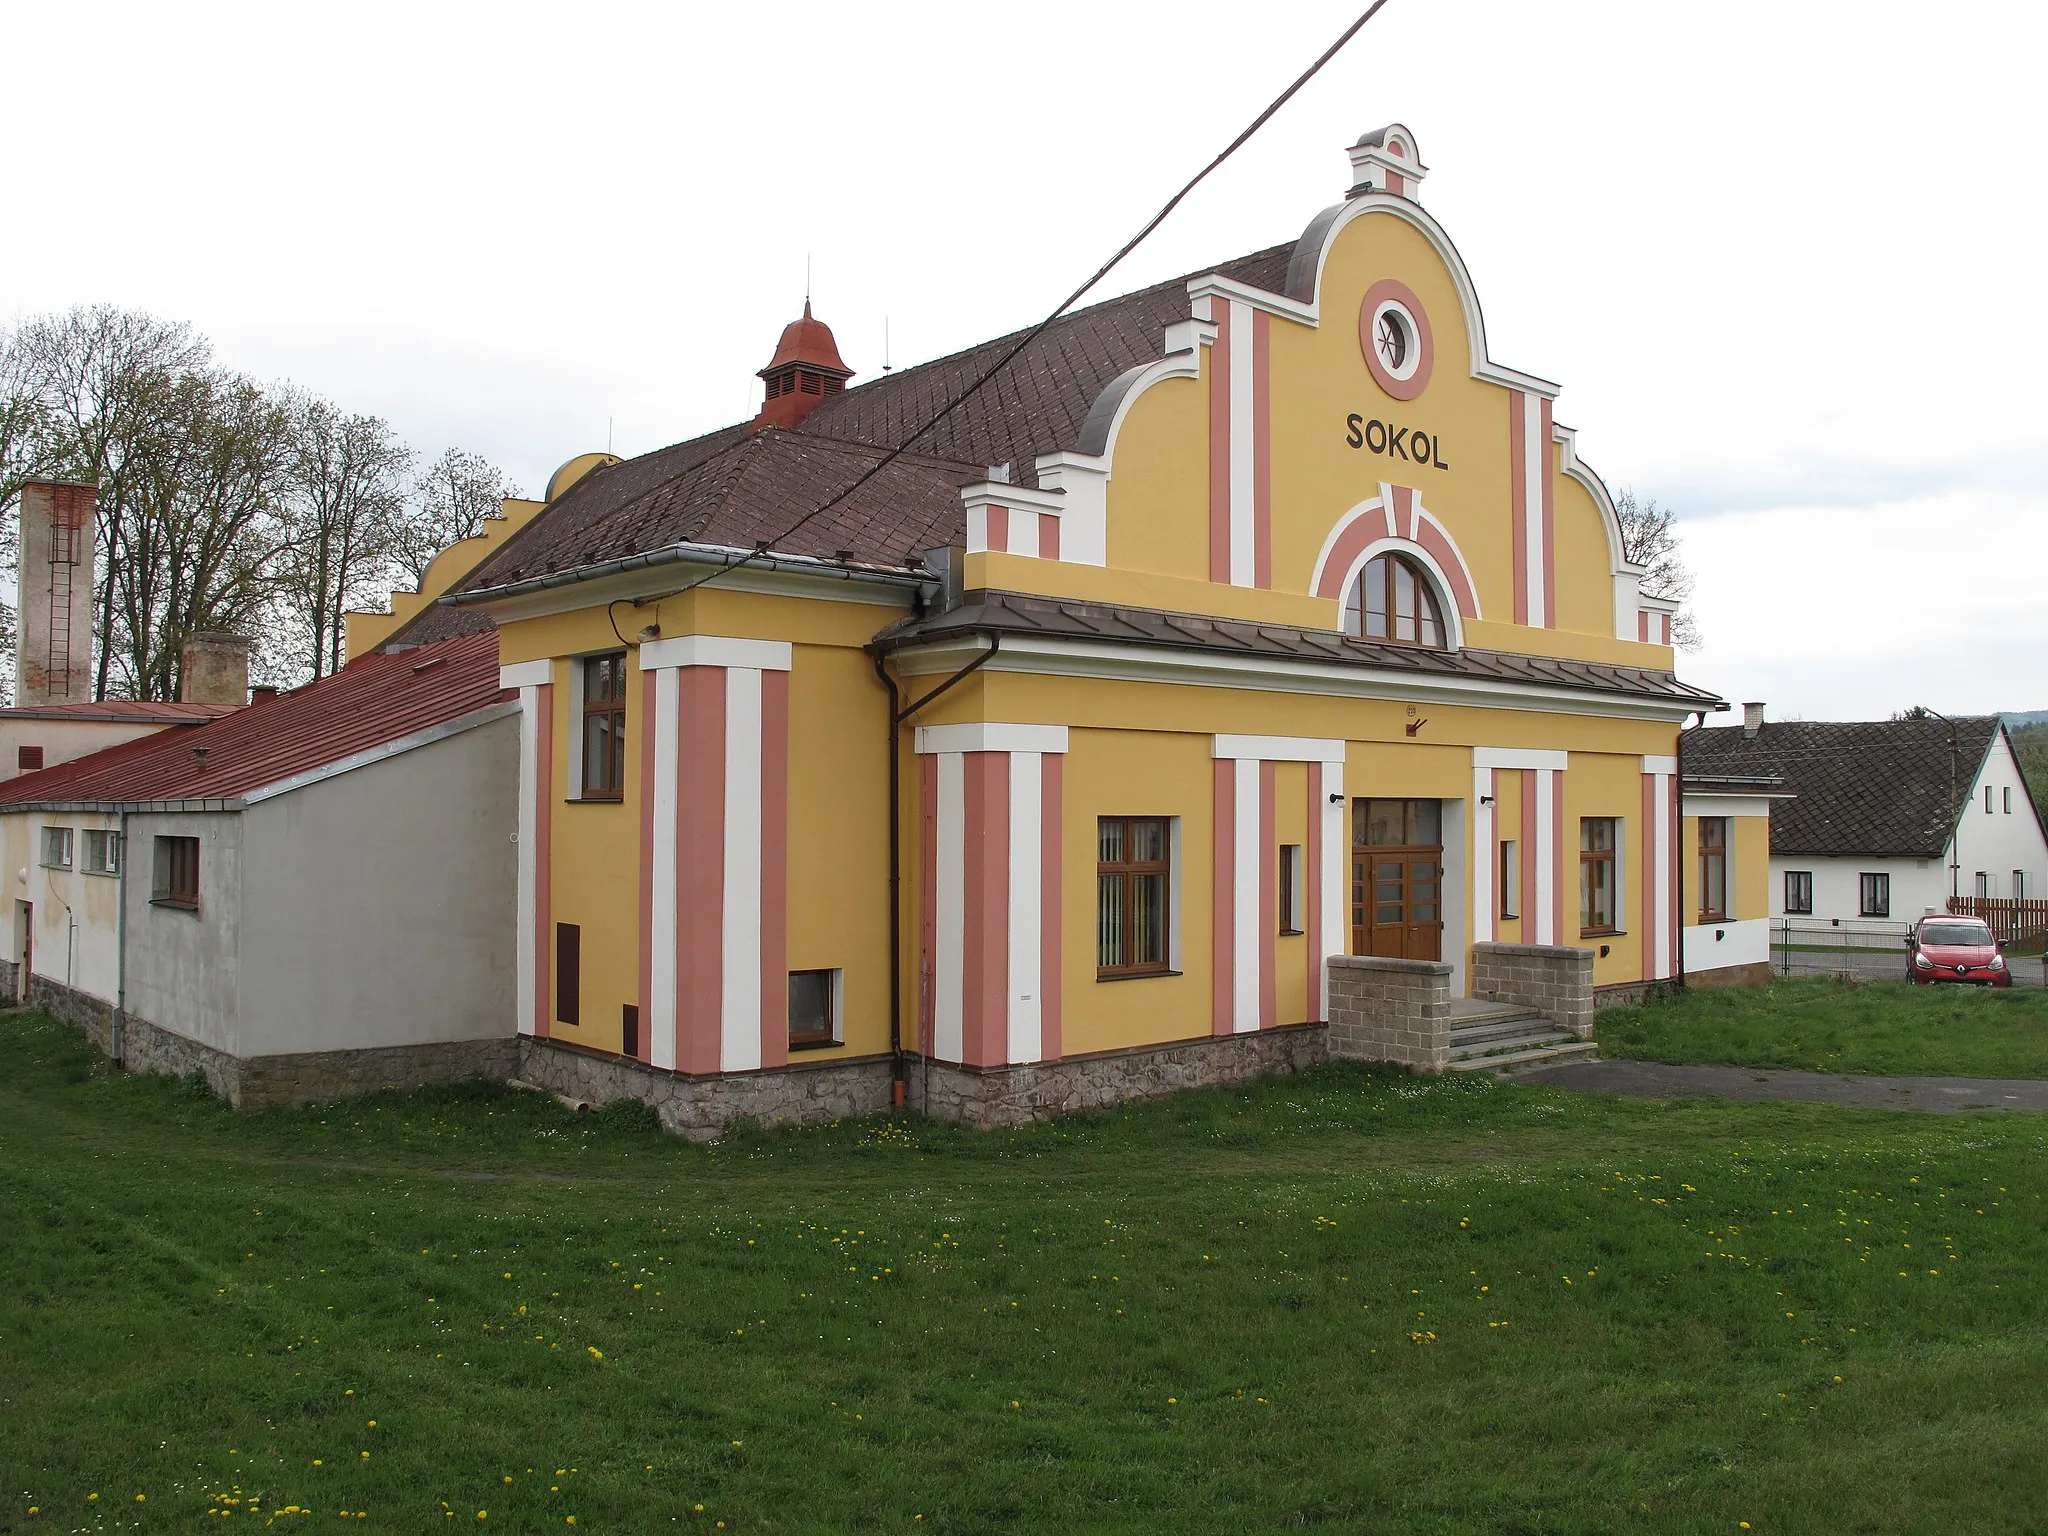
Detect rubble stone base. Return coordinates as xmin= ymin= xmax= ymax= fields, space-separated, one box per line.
xmin=1593 ymin=978 xmax=1680 ymax=1009
xmin=516 ymin=1037 xmax=895 ymax=1141
xmin=908 ymin=1023 xmax=1327 ymax=1128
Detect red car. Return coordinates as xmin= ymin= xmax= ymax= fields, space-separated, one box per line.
xmin=1904 ymin=915 xmax=2011 ymax=988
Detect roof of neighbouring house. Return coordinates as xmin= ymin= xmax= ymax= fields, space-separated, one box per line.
xmin=1687 ymin=715 xmax=2004 ymax=858
xmin=0 ymin=631 xmax=508 ymax=809
xmin=0 ymin=700 xmax=241 ymax=724
xmin=433 ymin=243 xmax=1297 ymax=611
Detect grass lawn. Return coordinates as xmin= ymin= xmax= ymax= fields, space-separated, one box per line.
xmin=1601 ymin=978 xmax=2048 ymax=1079
xmin=5 ymin=1012 xmax=2048 ymax=1534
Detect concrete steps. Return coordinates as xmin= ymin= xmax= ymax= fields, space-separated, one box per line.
xmin=1446 ymin=1007 xmax=1597 ymax=1071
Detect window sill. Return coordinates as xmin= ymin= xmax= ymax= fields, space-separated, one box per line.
xmin=568 ymin=795 xmax=624 ymax=805
xmin=1278 ymin=928 xmax=1304 ymax=938
xmin=1581 ymin=928 xmax=1625 ymax=939
xmin=151 ymin=897 xmax=199 ymax=913
xmin=789 ymin=1036 xmax=842 ymax=1053
xmin=38 ymin=864 xmax=71 ymax=873
xmin=1096 ymin=969 xmax=1182 ymax=983
xmin=83 ymin=869 xmax=119 ymax=879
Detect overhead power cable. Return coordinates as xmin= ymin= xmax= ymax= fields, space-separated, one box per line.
xmin=651 ymin=0 xmax=1397 ymax=604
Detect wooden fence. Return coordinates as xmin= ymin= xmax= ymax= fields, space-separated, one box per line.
xmin=1946 ymin=896 xmax=2048 ymax=946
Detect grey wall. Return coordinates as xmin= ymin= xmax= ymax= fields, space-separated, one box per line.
xmin=123 ymin=811 xmax=245 ymax=1055
xmin=235 ymin=713 xmax=517 ymax=1057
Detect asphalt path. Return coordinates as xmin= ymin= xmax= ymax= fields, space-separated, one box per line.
xmin=1507 ymin=1059 xmax=2048 ymax=1113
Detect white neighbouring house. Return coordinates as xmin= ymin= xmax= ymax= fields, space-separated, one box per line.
xmin=1687 ymin=706 xmax=2048 ymax=928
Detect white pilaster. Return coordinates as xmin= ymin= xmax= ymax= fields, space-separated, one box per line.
xmin=1232 ymin=756 xmax=1261 ymax=1031
xmin=1533 ymin=765 xmax=1557 ymax=945
xmin=1521 ymin=391 xmax=1547 ymax=628
xmin=512 ymin=682 xmax=542 ymax=1037
xmin=1472 ymin=764 xmax=1496 ymax=945
xmin=1228 ymin=298 xmax=1256 ymax=587
xmin=720 ymin=667 xmax=765 ymax=1071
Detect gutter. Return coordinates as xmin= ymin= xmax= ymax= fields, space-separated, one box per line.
xmin=445 ymin=539 xmax=942 ymax=608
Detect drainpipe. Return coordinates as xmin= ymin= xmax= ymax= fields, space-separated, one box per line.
xmin=869 ymin=634 xmax=1002 ymax=1111
xmin=112 ymin=810 xmax=129 ymax=1066
xmin=1914 ymin=705 xmax=1962 ymax=903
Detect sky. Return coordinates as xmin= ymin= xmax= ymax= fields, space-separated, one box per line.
xmin=3 ymin=0 xmax=2044 ymax=720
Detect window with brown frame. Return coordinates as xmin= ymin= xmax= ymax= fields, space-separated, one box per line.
xmin=1698 ymin=817 xmax=1729 ymax=922
xmin=1097 ymin=816 xmax=1172 ymax=978
xmin=152 ymin=835 xmax=199 ymax=910
xmin=580 ymin=653 xmax=627 ymax=799
xmin=17 ymin=745 xmax=43 ymax=772
xmin=788 ymin=969 xmax=839 ymax=1048
xmin=1580 ymin=818 xmax=1618 ymax=936
xmin=555 ymin=922 xmax=580 ymax=1026
xmin=1341 ymin=551 xmax=1448 ymax=647
xmin=1499 ymin=839 xmax=1521 ymax=920
xmin=1278 ymin=843 xmax=1303 ymax=935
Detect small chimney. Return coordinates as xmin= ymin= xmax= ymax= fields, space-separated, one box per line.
xmin=16 ymin=480 xmax=98 ymax=706
xmin=180 ymin=631 xmax=252 ymax=707
xmin=1346 ymin=124 xmax=1428 ymax=199
xmin=1742 ymin=701 xmax=1765 ymax=737
xmin=750 ymin=301 xmax=854 ymax=431
xmin=249 ymin=685 xmax=279 ymax=705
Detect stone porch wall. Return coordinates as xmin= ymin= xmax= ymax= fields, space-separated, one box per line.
xmin=1326 ymin=954 xmax=1452 ymax=1070
xmin=909 ymin=1022 xmax=1327 ymax=1129
xmin=1472 ymin=942 xmax=1595 ymax=1038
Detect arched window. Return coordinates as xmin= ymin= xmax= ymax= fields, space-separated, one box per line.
xmin=1343 ymin=551 xmax=1448 ymax=647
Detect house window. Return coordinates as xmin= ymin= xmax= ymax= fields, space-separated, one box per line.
xmin=1784 ymin=870 xmax=1813 ymax=915
xmin=580 ymin=653 xmax=627 ymax=800
xmin=555 ymin=922 xmax=580 ymax=1025
xmin=788 ymin=969 xmax=841 ymax=1049
xmin=17 ymin=745 xmax=43 ymax=773
xmin=1985 ymin=785 xmax=1995 ymax=814
xmin=1342 ymin=552 xmax=1448 ymax=647
xmin=1859 ymin=872 xmax=1890 ymax=918
xmin=1097 ymin=816 xmax=1171 ymax=977
xmin=1698 ymin=817 xmax=1729 ymax=923
xmin=2003 ymin=787 xmax=2013 ymax=814
xmin=1278 ymin=844 xmax=1303 ymax=935
xmin=2016 ymin=871 xmax=2027 ymax=900
xmin=82 ymin=830 xmax=121 ymax=877
xmin=1975 ymin=871 xmax=1991 ymax=899
xmin=152 ymin=836 xmax=199 ymax=909
xmin=1499 ymin=839 xmax=1520 ymax=919
xmin=1580 ymin=818 xmax=1618 ymax=936
xmin=39 ymin=826 xmax=73 ymax=870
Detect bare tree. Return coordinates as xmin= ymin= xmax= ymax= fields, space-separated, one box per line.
xmin=275 ymin=394 xmax=412 ymax=678
xmin=1613 ymin=487 xmax=1701 ymax=652
xmin=392 ymin=447 xmax=520 ymax=589
xmin=5 ymin=306 xmax=212 ymax=696
xmin=100 ymin=370 xmax=292 ymax=700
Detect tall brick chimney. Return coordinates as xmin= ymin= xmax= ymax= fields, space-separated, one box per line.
xmin=180 ymin=631 xmax=251 ymax=707
xmin=16 ymin=480 xmax=98 ymax=706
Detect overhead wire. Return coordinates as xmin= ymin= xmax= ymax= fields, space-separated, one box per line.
xmin=643 ymin=0 xmax=1398 ymax=607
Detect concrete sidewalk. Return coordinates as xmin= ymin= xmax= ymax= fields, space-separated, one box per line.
xmin=1506 ymin=1059 xmax=2048 ymax=1113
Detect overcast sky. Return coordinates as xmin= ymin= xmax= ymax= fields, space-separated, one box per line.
xmin=4 ymin=0 xmax=2043 ymax=720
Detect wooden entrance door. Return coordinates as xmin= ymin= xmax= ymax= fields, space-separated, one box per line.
xmin=1351 ymin=799 xmax=1443 ymax=961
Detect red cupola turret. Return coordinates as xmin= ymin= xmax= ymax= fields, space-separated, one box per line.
xmin=751 ymin=301 xmax=854 ymax=430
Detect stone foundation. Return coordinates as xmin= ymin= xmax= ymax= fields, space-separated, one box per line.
xmin=1472 ymin=941 xmax=1595 ymax=1038
xmin=1326 ymin=954 xmax=1452 ymax=1070
xmin=1593 ymin=977 xmax=1679 ymax=1010
xmin=517 ymin=1037 xmax=895 ymax=1140
xmin=27 ymin=972 xmax=518 ymax=1109
xmin=1685 ymin=960 xmax=1774 ymax=991
xmin=908 ymin=1022 xmax=1327 ymax=1128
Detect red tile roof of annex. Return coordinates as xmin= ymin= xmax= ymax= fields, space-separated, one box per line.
xmin=0 ymin=699 xmax=241 ymax=723
xmin=0 ymin=632 xmax=507 ymax=807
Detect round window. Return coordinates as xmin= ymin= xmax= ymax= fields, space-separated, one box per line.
xmin=1375 ymin=309 xmax=1410 ymax=372
xmin=1358 ymin=280 xmax=1433 ymax=400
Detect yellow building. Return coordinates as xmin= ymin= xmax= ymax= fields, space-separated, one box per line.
xmin=427 ymin=126 xmax=1738 ymax=1132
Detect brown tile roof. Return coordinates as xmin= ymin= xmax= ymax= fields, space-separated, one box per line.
xmin=0 ymin=699 xmax=240 ymax=723
xmin=446 ymin=244 xmax=1296 ymax=603
xmin=1687 ymin=716 xmax=2004 ymax=857
xmin=0 ymin=632 xmax=507 ymax=808
xmin=877 ymin=589 xmax=1722 ymax=710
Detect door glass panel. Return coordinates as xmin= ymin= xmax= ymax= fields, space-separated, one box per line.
xmin=1410 ymin=800 xmax=1440 ymax=845
xmin=1361 ymin=800 xmax=1405 ymax=846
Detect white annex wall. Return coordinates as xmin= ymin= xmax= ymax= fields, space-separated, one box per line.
xmin=1769 ymin=856 xmax=1947 ymax=926
xmin=1954 ymin=736 xmax=2048 ymax=899
xmin=6 ymin=809 xmax=125 ymax=1003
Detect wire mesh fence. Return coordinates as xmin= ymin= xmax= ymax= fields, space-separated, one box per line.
xmin=1771 ymin=918 xmax=2047 ymax=988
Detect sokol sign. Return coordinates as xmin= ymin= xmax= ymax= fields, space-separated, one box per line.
xmin=1344 ymin=413 xmax=1450 ymax=471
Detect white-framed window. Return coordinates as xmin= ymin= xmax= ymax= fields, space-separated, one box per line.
xmin=1278 ymin=843 xmax=1304 ymax=935
xmin=39 ymin=826 xmax=72 ymax=870
xmin=82 ymin=829 xmax=121 ymax=876
xmin=2014 ymin=870 xmax=2027 ymax=900
xmin=1784 ymin=870 xmax=1813 ymax=915
xmin=1859 ymin=872 xmax=1890 ymax=918
xmin=1985 ymin=785 xmax=1995 ymax=814
xmin=1975 ymin=872 xmax=1992 ymax=899
xmin=2003 ymin=787 xmax=2013 ymax=814
xmin=787 ymin=968 xmax=844 ymax=1049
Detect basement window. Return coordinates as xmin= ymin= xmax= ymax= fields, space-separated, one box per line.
xmin=82 ymin=829 xmax=121 ymax=877
xmin=152 ymin=836 xmax=199 ymax=910
xmin=40 ymin=826 xmax=73 ymax=870
xmin=788 ymin=969 xmax=842 ymax=1049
